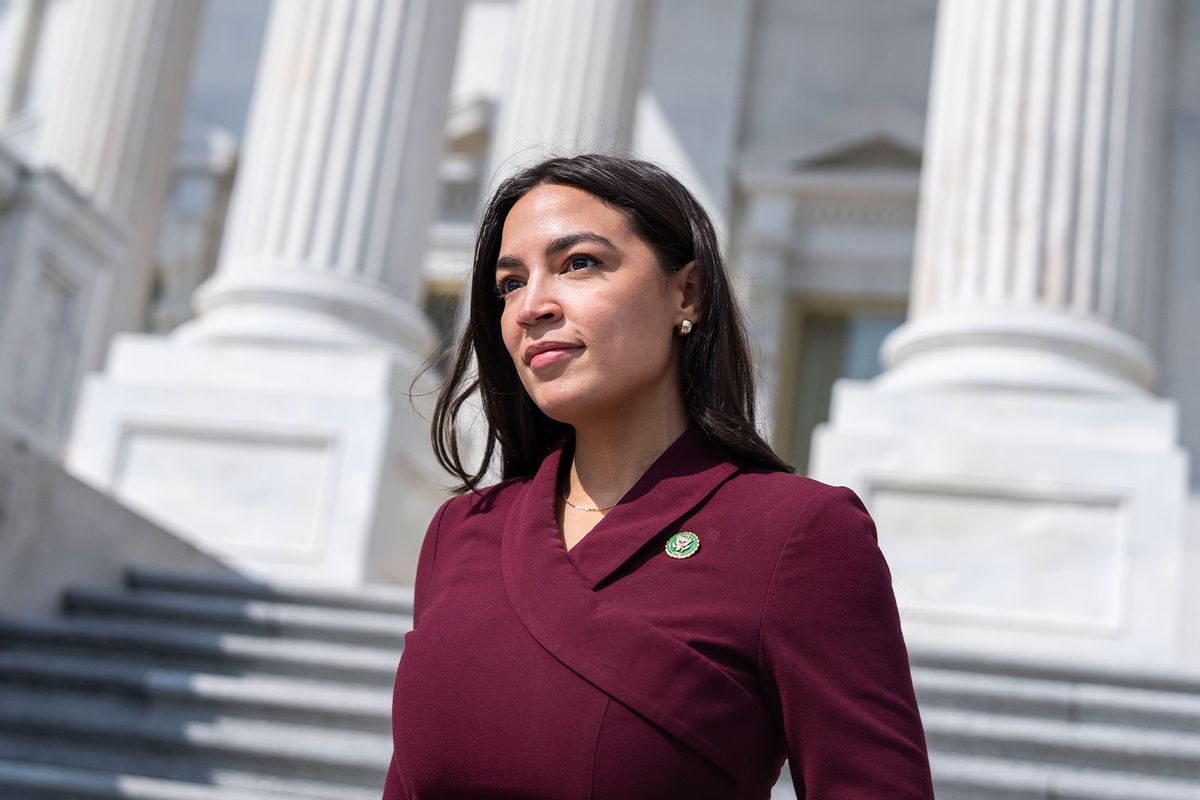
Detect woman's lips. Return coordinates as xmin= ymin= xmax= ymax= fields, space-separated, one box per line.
xmin=529 ymin=346 xmax=583 ymax=369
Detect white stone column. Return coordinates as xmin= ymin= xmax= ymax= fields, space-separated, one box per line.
xmin=811 ymin=0 xmax=1192 ymax=674
xmin=738 ymin=192 xmax=793 ymax=447
xmin=486 ymin=0 xmax=652 ymax=177
xmin=175 ymin=0 xmax=464 ymax=353
xmin=37 ymin=0 xmax=206 ymax=345
xmin=632 ymin=0 xmax=754 ymax=246
xmin=68 ymin=0 xmax=468 ymax=587
xmin=0 ymin=0 xmax=47 ymax=124
xmin=879 ymin=0 xmax=1167 ymax=395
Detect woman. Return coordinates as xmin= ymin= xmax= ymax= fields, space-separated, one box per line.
xmin=384 ymin=154 xmax=934 ymax=799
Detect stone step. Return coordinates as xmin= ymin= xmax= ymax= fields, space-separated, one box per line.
xmin=9 ymin=563 xmax=1197 ymax=799
xmin=63 ymin=587 xmax=410 ymax=648
xmin=924 ymin=707 xmax=1200 ymax=780
xmin=911 ymin=646 xmax=1200 ymax=696
xmin=0 ymin=650 xmax=391 ymax=730
xmin=0 ymin=684 xmax=391 ymax=786
xmin=913 ymin=667 xmax=1200 ymax=733
xmin=0 ymin=757 xmax=291 ymax=800
xmin=0 ymin=616 xmax=401 ymax=685
xmin=0 ymin=749 xmax=379 ymax=800
xmin=930 ymin=749 xmax=1200 ymax=800
xmin=125 ymin=567 xmax=414 ymax=615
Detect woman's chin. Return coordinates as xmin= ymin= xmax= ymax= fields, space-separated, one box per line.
xmin=529 ymin=390 xmax=604 ymax=426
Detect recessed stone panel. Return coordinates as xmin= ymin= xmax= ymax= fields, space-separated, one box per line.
xmin=10 ymin=255 xmax=79 ymax=431
xmin=112 ymin=424 xmax=333 ymax=562
xmin=869 ymin=477 xmax=1127 ymax=633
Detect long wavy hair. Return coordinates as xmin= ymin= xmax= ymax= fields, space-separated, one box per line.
xmin=417 ymin=153 xmax=793 ymax=495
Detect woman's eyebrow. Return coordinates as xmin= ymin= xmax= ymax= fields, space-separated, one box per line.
xmin=544 ymin=232 xmax=617 ymax=257
xmin=496 ymin=232 xmax=618 ymax=272
xmin=496 ymin=254 xmax=523 ymax=271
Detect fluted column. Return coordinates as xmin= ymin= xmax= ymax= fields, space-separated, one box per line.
xmin=37 ymin=0 xmax=206 ymax=340
xmin=0 ymin=0 xmax=46 ymax=125
xmin=879 ymin=0 xmax=1169 ymax=395
xmin=487 ymin=0 xmax=651 ymax=177
xmin=175 ymin=0 xmax=465 ymax=353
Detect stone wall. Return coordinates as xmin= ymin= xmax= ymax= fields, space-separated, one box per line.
xmin=0 ymin=424 xmax=232 ymax=618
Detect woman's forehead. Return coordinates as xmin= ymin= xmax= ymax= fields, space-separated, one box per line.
xmin=501 ymin=184 xmax=634 ymax=247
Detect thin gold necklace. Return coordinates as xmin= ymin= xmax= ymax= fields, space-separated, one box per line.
xmin=560 ymin=488 xmax=618 ymax=512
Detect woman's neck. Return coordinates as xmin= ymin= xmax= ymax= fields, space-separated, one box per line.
xmin=564 ymin=407 xmax=690 ymax=509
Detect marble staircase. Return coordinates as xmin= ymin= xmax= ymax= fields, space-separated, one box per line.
xmin=0 ymin=567 xmax=1197 ymax=799
xmin=0 ymin=568 xmax=403 ymax=799
xmin=910 ymin=649 xmax=1200 ymax=799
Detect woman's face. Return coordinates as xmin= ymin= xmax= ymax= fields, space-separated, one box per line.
xmin=495 ymin=183 xmax=698 ymax=426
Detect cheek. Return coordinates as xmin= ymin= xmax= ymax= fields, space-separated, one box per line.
xmin=499 ymin=311 xmax=521 ymax=360
xmin=588 ymin=301 xmax=672 ymax=367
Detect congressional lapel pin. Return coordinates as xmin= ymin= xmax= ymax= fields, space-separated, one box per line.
xmin=665 ymin=531 xmax=700 ymax=559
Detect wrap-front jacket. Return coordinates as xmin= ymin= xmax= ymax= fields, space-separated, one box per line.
xmin=383 ymin=419 xmax=934 ymax=799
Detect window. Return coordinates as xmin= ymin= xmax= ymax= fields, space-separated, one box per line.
xmin=787 ymin=305 xmax=905 ymax=473
xmin=422 ymin=285 xmax=463 ymax=378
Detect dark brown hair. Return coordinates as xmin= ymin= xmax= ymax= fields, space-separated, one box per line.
xmin=416 ymin=153 xmax=793 ymax=494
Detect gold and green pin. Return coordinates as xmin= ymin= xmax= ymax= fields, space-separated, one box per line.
xmin=665 ymin=531 xmax=700 ymax=559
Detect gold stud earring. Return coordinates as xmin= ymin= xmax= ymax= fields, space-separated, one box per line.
xmin=679 ymin=319 xmax=693 ymax=336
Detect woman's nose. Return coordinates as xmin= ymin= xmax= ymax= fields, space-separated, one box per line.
xmin=514 ymin=274 xmax=560 ymax=327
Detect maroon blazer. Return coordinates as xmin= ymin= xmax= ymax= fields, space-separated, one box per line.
xmin=384 ymin=419 xmax=934 ymax=799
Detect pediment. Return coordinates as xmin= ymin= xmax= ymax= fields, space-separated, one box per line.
xmin=804 ymin=134 xmax=921 ymax=169
xmin=739 ymin=107 xmax=924 ymax=176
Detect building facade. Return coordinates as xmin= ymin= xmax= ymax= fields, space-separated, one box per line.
xmin=0 ymin=0 xmax=1196 ymax=675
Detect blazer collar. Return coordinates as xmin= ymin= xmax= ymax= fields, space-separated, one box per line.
xmin=526 ymin=418 xmax=744 ymax=590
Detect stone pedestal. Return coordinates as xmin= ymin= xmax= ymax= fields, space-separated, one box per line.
xmin=68 ymin=335 xmax=443 ymax=585
xmin=0 ymin=144 xmax=127 ymax=459
xmin=813 ymin=382 xmax=1190 ymax=670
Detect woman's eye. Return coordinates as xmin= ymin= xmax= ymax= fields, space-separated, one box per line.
xmin=494 ymin=277 xmax=523 ymax=299
xmin=494 ymin=255 xmax=595 ymax=301
xmin=567 ymin=254 xmax=598 ymax=271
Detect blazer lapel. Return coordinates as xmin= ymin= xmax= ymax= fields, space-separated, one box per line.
xmin=500 ymin=421 xmax=758 ymax=783
xmin=565 ymin=419 xmax=744 ymax=589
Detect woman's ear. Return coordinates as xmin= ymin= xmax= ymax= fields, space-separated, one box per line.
xmin=677 ymin=260 xmax=701 ymax=324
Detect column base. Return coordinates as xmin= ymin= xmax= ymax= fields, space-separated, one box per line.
xmin=879 ymin=309 xmax=1158 ymax=395
xmin=174 ymin=269 xmax=437 ymax=357
xmin=65 ymin=332 xmax=451 ymax=587
xmin=810 ymin=378 xmax=1194 ymax=674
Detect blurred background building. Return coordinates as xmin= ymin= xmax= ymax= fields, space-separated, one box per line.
xmin=0 ymin=0 xmax=1196 ymax=797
